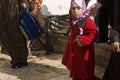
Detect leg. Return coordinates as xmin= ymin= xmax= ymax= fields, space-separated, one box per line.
xmin=102 ymin=52 xmax=120 ymax=80
xmin=44 ymin=32 xmax=54 ymax=55
xmin=0 ymin=33 xmax=28 ymax=69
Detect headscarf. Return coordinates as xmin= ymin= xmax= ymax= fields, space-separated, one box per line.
xmin=71 ymin=0 xmax=87 ymax=12
xmin=70 ymin=0 xmax=90 ymax=26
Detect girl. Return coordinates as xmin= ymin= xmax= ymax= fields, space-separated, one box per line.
xmin=62 ymin=0 xmax=100 ymax=80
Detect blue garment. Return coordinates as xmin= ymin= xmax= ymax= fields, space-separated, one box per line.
xmin=20 ymin=9 xmax=43 ymax=40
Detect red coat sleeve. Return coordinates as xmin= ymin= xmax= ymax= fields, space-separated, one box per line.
xmin=79 ymin=18 xmax=97 ymax=46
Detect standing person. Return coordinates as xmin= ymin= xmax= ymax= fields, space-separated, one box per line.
xmin=29 ymin=0 xmax=44 ymax=28
xmin=95 ymin=0 xmax=114 ymax=43
xmin=102 ymin=0 xmax=120 ymax=80
xmin=62 ymin=0 xmax=100 ymax=80
xmin=0 ymin=0 xmax=29 ymax=69
xmin=28 ymin=0 xmax=53 ymax=55
xmin=85 ymin=0 xmax=114 ymax=43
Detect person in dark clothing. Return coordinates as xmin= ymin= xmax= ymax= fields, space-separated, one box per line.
xmin=102 ymin=0 xmax=120 ymax=80
xmin=0 ymin=0 xmax=29 ymax=69
xmin=28 ymin=0 xmax=54 ymax=55
xmin=85 ymin=0 xmax=114 ymax=43
xmin=95 ymin=0 xmax=114 ymax=43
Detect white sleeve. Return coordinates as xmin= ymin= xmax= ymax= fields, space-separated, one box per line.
xmin=87 ymin=0 xmax=102 ymax=9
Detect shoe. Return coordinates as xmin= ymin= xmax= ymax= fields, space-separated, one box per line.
xmin=11 ymin=62 xmax=28 ymax=69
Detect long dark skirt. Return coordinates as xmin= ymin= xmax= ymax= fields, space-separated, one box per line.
xmin=102 ymin=52 xmax=120 ymax=80
xmin=0 ymin=0 xmax=28 ymax=65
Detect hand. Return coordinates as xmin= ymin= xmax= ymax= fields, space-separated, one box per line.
xmin=111 ymin=42 xmax=120 ymax=52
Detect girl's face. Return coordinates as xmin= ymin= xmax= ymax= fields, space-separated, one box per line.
xmin=71 ymin=6 xmax=83 ymax=18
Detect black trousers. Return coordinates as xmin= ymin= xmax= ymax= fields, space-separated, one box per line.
xmin=102 ymin=52 xmax=120 ymax=80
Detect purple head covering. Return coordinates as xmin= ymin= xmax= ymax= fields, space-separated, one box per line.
xmin=70 ymin=0 xmax=90 ymax=26
xmin=71 ymin=0 xmax=87 ymax=12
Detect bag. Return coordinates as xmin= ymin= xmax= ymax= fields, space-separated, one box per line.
xmin=20 ymin=9 xmax=43 ymax=40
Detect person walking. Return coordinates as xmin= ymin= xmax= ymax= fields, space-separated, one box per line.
xmin=102 ymin=0 xmax=120 ymax=80
xmin=0 ymin=0 xmax=29 ymax=69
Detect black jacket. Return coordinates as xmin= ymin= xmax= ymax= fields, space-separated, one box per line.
xmin=109 ymin=0 xmax=120 ymax=43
